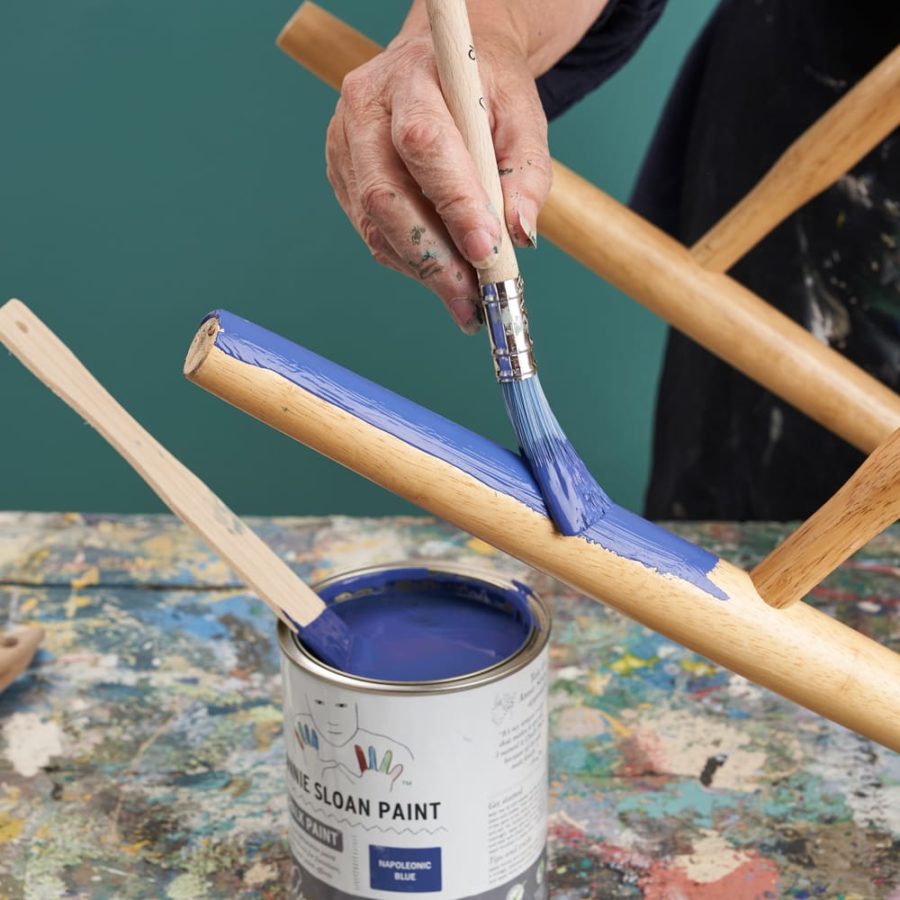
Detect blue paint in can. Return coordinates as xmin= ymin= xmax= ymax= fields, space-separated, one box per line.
xmin=309 ymin=567 xmax=535 ymax=682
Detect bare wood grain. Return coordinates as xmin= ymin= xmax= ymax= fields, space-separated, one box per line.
xmin=425 ymin=0 xmax=519 ymax=282
xmin=753 ymin=427 xmax=900 ymax=608
xmin=691 ymin=45 xmax=900 ymax=273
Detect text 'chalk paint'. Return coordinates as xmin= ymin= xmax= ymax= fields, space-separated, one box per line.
xmin=205 ymin=310 xmax=726 ymax=600
xmin=312 ymin=567 xmax=534 ymax=681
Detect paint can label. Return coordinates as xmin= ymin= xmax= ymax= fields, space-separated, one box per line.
xmin=281 ymin=638 xmax=548 ymax=899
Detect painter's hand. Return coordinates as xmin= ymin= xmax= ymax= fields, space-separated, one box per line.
xmin=355 ymin=744 xmax=405 ymax=790
xmin=326 ymin=9 xmax=551 ymax=334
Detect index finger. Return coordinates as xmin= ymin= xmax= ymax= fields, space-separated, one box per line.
xmin=390 ymin=75 xmax=503 ymax=269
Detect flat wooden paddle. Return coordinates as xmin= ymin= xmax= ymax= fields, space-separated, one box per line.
xmin=0 ymin=300 xmax=351 ymax=667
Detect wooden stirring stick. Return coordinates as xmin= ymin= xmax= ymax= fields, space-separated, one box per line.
xmin=752 ymin=426 xmax=900 ymax=608
xmin=0 ymin=300 xmax=351 ymax=667
xmin=0 ymin=626 xmax=45 ymax=694
xmin=691 ymin=45 xmax=900 ymax=273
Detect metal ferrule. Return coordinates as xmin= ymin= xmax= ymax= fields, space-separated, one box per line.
xmin=479 ymin=277 xmax=537 ymax=382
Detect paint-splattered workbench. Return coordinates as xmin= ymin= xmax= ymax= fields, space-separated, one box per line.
xmin=0 ymin=513 xmax=897 ymax=899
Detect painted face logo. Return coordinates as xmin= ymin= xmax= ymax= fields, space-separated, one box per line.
xmin=308 ymin=693 xmax=358 ymax=747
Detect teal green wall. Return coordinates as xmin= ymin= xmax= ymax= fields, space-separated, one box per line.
xmin=1 ymin=1 xmax=716 ymax=517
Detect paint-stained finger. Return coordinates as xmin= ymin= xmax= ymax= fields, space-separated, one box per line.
xmin=488 ymin=71 xmax=551 ymax=249
xmin=359 ymin=219 xmax=410 ymax=276
xmin=389 ymin=76 xmax=502 ymax=269
xmin=345 ymin=115 xmax=482 ymax=334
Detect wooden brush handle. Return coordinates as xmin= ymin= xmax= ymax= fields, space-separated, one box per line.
xmin=0 ymin=626 xmax=44 ymax=695
xmin=424 ymin=0 xmax=518 ymax=283
xmin=0 ymin=300 xmax=326 ymax=630
xmin=276 ymin=3 xmax=900 ymax=456
xmin=692 ymin=45 xmax=900 ymax=273
xmin=753 ymin=426 xmax=900 ymax=608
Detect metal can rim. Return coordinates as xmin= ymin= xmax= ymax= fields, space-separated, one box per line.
xmin=278 ymin=562 xmax=551 ymax=695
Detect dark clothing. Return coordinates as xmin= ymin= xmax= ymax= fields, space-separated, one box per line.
xmin=538 ymin=0 xmax=900 ymax=520
xmin=537 ymin=0 xmax=667 ymax=119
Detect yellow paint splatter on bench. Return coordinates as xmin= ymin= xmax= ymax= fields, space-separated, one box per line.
xmin=0 ymin=813 xmax=24 ymax=844
xmin=70 ymin=565 xmax=99 ymax=590
xmin=64 ymin=593 xmax=92 ymax=619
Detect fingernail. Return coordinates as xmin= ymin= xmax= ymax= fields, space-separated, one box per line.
xmin=517 ymin=203 xmax=538 ymax=249
xmin=462 ymin=228 xmax=497 ymax=267
xmin=450 ymin=298 xmax=482 ymax=335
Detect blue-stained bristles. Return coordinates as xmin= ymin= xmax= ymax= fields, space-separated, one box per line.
xmin=500 ymin=375 xmax=611 ymax=535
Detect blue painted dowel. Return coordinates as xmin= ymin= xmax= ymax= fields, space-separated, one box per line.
xmin=185 ymin=310 xmax=900 ymax=752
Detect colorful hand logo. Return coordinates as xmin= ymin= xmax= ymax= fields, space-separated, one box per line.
xmin=354 ymin=744 xmax=404 ymax=787
xmin=295 ymin=721 xmax=320 ymax=751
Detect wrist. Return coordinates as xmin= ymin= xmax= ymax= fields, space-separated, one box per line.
xmin=402 ymin=1 xmax=612 ymax=77
xmin=396 ymin=0 xmax=533 ymax=71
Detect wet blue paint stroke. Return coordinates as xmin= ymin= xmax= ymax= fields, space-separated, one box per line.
xmin=205 ymin=311 xmax=726 ymax=600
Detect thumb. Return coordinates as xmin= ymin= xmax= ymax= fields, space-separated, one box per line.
xmin=489 ymin=71 xmax=552 ymax=249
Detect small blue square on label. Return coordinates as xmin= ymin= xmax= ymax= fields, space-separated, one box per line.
xmin=369 ymin=845 xmax=442 ymax=893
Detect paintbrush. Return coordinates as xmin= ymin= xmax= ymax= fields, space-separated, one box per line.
xmin=424 ymin=0 xmax=610 ymax=535
xmin=0 ymin=299 xmax=353 ymax=670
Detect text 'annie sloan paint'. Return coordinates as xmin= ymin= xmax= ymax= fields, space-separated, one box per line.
xmin=279 ymin=566 xmax=551 ymax=900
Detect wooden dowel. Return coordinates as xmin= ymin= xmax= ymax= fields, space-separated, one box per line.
xmin=277 ymin=3 xmax=380 ymax=90
xmin=184 ymin=314 xmax=900 ymax=751
xmin=0 ymin=300 xmax=327 ymax=633
xmin=540 ymin=163 xmax=900 ymax=454
xmin=753 ymin=426 xmax=900 ymax=608
xmin=691 ymin=45 xmax=900 ymax=273
xmin=276 ymin=3 xmax=900 ymax=455
xmin=0 ymin=626 xmax=44 ymax=695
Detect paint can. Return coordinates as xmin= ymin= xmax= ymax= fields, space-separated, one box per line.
xmin=278 ymin=564 xmax=551 ymax=900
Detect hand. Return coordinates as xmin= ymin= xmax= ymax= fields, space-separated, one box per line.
xmin=325 ymin=2 xmax=551 ymax=334
xmin=295 ymin=720 xmax=320 ymax=753
xmin=354 ymin=743 xmax=405 ymax=788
